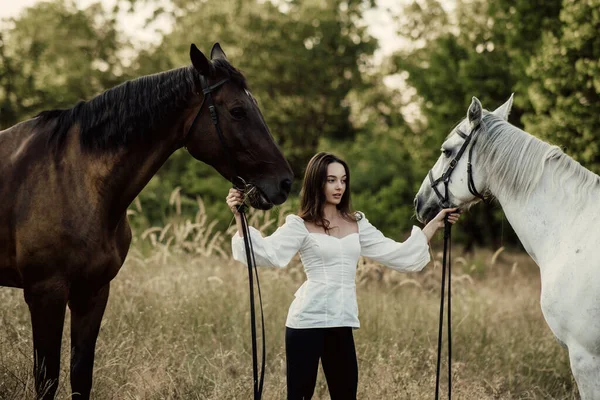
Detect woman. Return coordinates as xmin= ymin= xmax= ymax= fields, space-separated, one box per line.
xmin=226 ymin=152 xmax=459 ymax=400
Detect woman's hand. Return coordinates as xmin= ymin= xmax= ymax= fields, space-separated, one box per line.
xmin=422 ymin=208 xmax=461 ymax=242
xmin=226 ymin=188 xmax=244 ymax=217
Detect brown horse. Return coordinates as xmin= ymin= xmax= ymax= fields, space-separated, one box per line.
xmin=0 ymin=43 xmax=293 ymax=399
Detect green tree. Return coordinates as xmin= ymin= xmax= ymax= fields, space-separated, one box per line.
xmin=0 ymin=0 xmax=127 ymax=129
xmin=125 ymin=0 xmax=379 ymax=226
xmin=524 ymin=0 xmax=600 ymax=173
xmin=322 ymin=73 xmax=422 ymax=238
xmin=392 ymin=0 xmax=562 ymax=142
xmin=389 ymin=0 xmax=563 ymax=249
xmin=131 ymin=0 xmax=377 ymax=176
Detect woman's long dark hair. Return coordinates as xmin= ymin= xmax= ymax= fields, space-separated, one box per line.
xmin=298 ymin=152 xmax=358 ymax=233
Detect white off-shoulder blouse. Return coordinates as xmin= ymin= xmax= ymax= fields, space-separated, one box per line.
xmin=231 ymin=212 xmax=430 ymax=329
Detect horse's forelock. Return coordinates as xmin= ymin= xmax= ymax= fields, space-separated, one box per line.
xmin=211 ymin=58 xmax=247 ymax=90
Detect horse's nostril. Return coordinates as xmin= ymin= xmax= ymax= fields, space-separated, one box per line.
xmin=414 ymin=196 xmax=420 ymax=212
xmin=281 ymin=178 xmax=292 ymax=194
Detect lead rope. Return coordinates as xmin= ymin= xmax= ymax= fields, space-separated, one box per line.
xmin=237 ymin=202 xmax=266 ymax=400
xmin=430 ymin=124 xmax=486 ymax=400
xmin=434 ymin=214 xmax=452 ymax=399
xmin=187 ymin=76 xmax=266 ymax=399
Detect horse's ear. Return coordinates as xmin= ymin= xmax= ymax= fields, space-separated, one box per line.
xmin=493 ymin=93 xmax=514 ymax=121
xmin=210 ymin=43 xmax=228 ymax=61
xmin=467 ymin=97 xmax=483 ymax=129
xmin=190 ymin=44 xmax=211 ymax=76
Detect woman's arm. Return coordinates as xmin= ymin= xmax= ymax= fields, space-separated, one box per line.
xmin=358 ymin=208 xmax=459 ymax=272
xmin=227 ymin=189 xmax=307 ymax=268
xmin=421 ymin=208 xmax=460 ymax=242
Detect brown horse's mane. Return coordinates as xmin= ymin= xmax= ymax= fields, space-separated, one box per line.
xmin=33 ymin=59 xmax=248 ymax=151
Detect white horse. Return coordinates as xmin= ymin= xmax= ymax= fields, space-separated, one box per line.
xmin=415 ymin=95 xmax=600 ymax=399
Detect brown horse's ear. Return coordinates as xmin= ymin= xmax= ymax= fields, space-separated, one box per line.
xmin=190 ymin=44 xmax=211 ymax=76
xmin=210 ymin=43 xmax=228 ymax=61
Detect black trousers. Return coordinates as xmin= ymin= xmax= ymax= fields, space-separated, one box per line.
xmin=285 ymin=326 xmax=358 ymax=400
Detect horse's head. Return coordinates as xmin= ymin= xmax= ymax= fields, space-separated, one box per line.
xmin=415 ymin=95 xmax=514 ymax=223
xmin=184 ymin=43 xmax=293 ymax=209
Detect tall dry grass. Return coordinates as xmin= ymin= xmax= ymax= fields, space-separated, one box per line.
xmin=0 ymin=193 xmax=578 ymax=399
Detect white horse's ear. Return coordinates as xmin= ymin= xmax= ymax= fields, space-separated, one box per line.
xmin=493 ymin=93 xmax=514 ymax=121
xmin=468 ymin=97 xmax=483 ymax=129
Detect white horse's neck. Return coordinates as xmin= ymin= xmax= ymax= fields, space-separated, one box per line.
xmin=492 ymin=159 xmax=600 ymax=270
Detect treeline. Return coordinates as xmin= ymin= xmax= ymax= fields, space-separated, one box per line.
xmin=1 ymin=0 xmax=598 ymax=248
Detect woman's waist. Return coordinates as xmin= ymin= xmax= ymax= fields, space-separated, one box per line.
xmin=302 ymin=278 xmax=356 ymax=287
xmin=294 ymin=279 xmax=356 ymax=298
xmin=302 ymin=265 xmax=357 ymax=285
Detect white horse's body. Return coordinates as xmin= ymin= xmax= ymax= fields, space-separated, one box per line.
xmin=415 ymin=95 xmax=600 ymax=399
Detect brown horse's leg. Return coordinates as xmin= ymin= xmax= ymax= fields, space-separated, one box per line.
xmin=68 ymin=283 xmax=110 ymax=399
xmin=24 ymin=283 xmax=68 ymax=400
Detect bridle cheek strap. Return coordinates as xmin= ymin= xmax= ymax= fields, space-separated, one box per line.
xmin=429 ymin=125 xmax=485 ymax=208
xmin=183 ymin=77 xmax=240 ymax=183
xmin=466 ymin=131 xmax=485 ymax=200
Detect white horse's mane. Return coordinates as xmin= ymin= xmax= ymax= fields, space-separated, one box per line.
xmin=475 ymin=112 xmax=600 ymax=202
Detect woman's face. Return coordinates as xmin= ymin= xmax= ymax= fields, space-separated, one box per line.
xmin=324 ymin=162 xmax=346 ymax=206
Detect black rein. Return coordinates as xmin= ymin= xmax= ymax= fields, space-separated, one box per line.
xmin=429 ymin=124 xmax=485 ymax=400
xmin=184 ymin=76 xmax=266 ymax=400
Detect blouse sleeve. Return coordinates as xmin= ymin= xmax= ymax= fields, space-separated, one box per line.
xmin=357 ymin=212 xmax=430 ymax=272
xmin=231 ymin=214 xmax=308 ymax=268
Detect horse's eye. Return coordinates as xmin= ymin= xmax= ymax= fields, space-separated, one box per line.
xmin=442 ymin=148 xmax=452 ymax=157
xmin=230 ymin=107 xmax=246 ymax=120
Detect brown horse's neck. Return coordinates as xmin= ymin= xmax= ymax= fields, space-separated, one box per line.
xmin=102 ymin=116 xmax=192 ymax=226
xmin=28 ymin=66 xmax=208 ymax=228
xmin=79 ymin=67 xmax=203 ymax=226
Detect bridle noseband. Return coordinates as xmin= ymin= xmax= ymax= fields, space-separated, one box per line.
xmin=428 ymin=124 xmax=486 ymax=208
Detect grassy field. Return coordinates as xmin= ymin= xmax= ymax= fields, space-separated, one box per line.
xmin=0 ymin=204 xmax=579 ymax=399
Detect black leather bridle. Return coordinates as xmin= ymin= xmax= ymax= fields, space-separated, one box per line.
xmin=184 ymin=77 xmax=239 ymax=182
xmin=429 ymin=122 xmax=485 ymax=400
xmin=184 ymin=75 xmax=266 ymax=400
xmin=428 ymin=124 xmax=486 ymax=208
